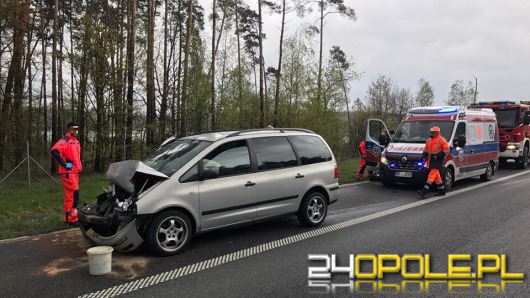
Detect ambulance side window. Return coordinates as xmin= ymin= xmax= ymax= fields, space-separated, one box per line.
xmin=469 ymin=126 xmax=476 ymax=142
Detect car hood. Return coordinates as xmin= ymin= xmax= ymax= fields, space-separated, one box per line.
xmin=106 ymin=160 xmax=169 ymax=193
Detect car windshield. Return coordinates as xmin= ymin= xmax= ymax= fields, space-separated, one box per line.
xmin=493 ymin=108 xmax=518 ymax=128
xmin=142 ymin=139 xmax=212 ymax=176
xmin=393 ymin=121 xmax=454 ymax=143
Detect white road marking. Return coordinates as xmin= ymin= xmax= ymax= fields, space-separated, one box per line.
xmin=77 ymin=169 xmax=529 ymax=297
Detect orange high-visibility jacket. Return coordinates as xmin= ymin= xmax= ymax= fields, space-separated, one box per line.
xmin=51 ymin=133 xmax=82 ymax=174
xmin=422 ymin=135 xmax=450 ymax=169
xmin=358 ymin=140 xmax=367 ymax=157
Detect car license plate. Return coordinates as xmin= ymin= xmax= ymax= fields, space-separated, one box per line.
xmin=395 ymin=171 xmax=412 ymax=178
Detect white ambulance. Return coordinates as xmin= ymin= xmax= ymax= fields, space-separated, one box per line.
xmin=365 ymin=106 xmax=500 ymax=190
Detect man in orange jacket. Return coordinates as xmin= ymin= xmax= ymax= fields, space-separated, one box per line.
xmin=356 ymin=140 xmax=367 ymax=180
xmin=417 ymin=126 xmax=450 ymax=198
xmin=51 ymin=121 xmax=82 ymax=226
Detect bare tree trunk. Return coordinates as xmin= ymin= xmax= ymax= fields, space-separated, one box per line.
xmin=58 ymin=19 xmax=64 ymax=127
xmin=175 ymin=0 xmax=184 ymax=136
xmin=273 ymin=0 xmax=286 ymax=127
xmin=210 ymin=0 xmax=217 ymax=130
xmin=40 ymin=0 xmax=47 ymax=150
xmin=69 ymin=0 xmax=75 ymax=118
xmin=317 ymin=0 xmax=324 ymax=106
xmin=180 ymin=0 xmax=194 ymax=137
xmin=235 ymin=0 xmax=243 ymax=127
xmin=159 ymin=0 xmax=170 ymax=143
xmin=51 ymin=0 xmax=59 ymax=173
xmin=126 ymin=0 xmax=137 ymax=159
xmin=257 ymin=0 xmax=265 ymax=127
xmin=146 ymin=0 xmax=156 ymax=147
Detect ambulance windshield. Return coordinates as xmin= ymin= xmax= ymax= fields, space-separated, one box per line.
xmin=393 ymin=121 xmax=454 ymax=143
xmin=492 ymin=108 xmax=518 ymax=128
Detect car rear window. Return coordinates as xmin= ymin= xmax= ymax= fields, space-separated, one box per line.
xmin=252 ymin=137 xmax=298 ymax=171
xmin=289 ymin=135 xmax=332 ymax=165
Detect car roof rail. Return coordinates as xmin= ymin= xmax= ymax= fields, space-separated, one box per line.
xmin=226 ymin=128 xmax=315 ymax=138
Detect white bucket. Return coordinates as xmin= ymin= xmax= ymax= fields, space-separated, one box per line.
xmin=87 ymin=246 xmax=114 ymax=275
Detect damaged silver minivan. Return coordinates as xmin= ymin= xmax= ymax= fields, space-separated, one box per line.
xmin=79 ymin=129 xmax=339 ymax=256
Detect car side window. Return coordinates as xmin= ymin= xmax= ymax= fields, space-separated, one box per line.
xmin=180 ymin=164 xmax=198 ymax=183
xmin=289 ymin=135 xmax=332 ymax=165
xmin=201 ymin=140 xmax=251 ymax=179
xmin=252 ymin=137 xmax=298 ymax=171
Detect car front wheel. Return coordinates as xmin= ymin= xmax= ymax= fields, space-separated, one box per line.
xmin=298 ymin=191 xmax=328 ymax=227
xmin=146 ymin=210 xmax=192 ymax=256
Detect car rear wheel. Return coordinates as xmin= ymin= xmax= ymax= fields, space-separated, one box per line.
xmin=298 ymin=191 xmax=327 ymax=227
xmin=480 ymin=162 xmax=493 ymax=181
xmin=146 ymin=210 xmax=192 ymax=256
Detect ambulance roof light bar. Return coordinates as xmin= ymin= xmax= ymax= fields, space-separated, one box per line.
xmin=409 ymin=106 xmax=459 ymax=114
xmin=476 ymin=101 xmax=516 ymax=105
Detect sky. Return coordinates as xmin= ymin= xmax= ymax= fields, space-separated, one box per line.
xmin=201 ymin=0 xmax=530 ymax=106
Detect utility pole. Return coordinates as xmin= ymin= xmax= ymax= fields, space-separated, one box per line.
xmin=473 ymin=76 xmax=478 ymax=104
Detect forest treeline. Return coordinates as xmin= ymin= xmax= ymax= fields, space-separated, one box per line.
xmin=0 ymin=0 xmax=478 ymax=173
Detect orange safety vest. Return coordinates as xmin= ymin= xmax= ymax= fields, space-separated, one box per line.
xmin=424 ymin=135 xmax=449 ymax=168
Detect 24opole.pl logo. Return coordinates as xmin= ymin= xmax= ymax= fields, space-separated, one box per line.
xmin=307 ymin=254 xmax=524 ymax=294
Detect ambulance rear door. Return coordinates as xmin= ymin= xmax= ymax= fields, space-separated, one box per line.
xmin=366 ymin=119 xmax=389 ymax=167
xmin=466 ymin=122 xmax=485 ymax=177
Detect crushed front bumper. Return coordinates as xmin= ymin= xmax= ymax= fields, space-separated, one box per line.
xmin=79 ymin=210 xmax=144 ymax=253
xmin=80 ymin=219 xmax=144 ymax=253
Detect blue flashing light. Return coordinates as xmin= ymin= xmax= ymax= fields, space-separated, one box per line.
xmin=478 ymin=101 xmax=515 ymax=105
xmin=416 ymin=161 xmax=424 ymax=168
xmin=437 ymin=107 xmax=458 ymax=113
xmin=390 ymin=163 xmax=396 ymax=169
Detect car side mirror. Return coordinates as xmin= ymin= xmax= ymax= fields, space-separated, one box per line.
xmin=524 ymin=114 xmax=530 ymax=126
xmin=201 ymin=169 xmax=218 ymax=180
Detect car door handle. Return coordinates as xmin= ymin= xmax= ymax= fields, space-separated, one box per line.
xmin=245 ymin=181 xmax=256 ymax=187
xmin=295 ymin=174 xmax=305 ymax=178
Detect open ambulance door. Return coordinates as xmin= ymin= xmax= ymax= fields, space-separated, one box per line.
xmin=365 ymin=119 xmax=389 ymax=168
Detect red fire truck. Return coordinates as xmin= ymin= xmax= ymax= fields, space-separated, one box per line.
xmin=469 ymin=101 xmax=530 ymax=168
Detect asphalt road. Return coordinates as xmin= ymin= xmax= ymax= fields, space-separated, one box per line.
xmin=1 ymin=163 xmax=529 ymax=297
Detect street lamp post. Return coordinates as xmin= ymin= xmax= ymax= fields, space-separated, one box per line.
xmin=473 ymin=76 xmax=478 ymax=104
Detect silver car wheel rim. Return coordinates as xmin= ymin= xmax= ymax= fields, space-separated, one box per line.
xmin=307 ymin=196 xmax=325 ymax=223
xmin=445 ymin=170 xmax=453 ymax=190
xmin=157 ymin=217 xmax=187 ymax=252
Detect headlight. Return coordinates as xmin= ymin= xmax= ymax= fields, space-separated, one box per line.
xmin=380 ymin=156 xmax=388 ymax=165
xmin=507 ymin=145 xmax=518 ymax=150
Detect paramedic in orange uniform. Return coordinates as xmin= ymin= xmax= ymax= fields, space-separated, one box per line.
xmin=417 ymin=126 xmax=450 ymax=198
xmin=356 ymin=140 xmax=367 ymax=180
xmin=51 ymin=121 xmax=82 ymax=226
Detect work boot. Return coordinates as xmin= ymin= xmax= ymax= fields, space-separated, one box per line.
xmin=356 ymin=174 xmax=362 ymax=181
xmin=438 ymin=189 xmax=446 ymax=196
xmin=417 ymin=188 xmax=427 ymax=199
xmin=64 ymin=209 xmax=79 ymax=225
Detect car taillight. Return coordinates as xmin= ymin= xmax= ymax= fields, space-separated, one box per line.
xmin=334 ymin=165 xmax=339 ymax=179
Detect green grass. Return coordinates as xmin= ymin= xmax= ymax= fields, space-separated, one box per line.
xmin=0 ymin=173 xmax=108 ymax=239
xmin=0 ymin=158 xmax=363 ymax=240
